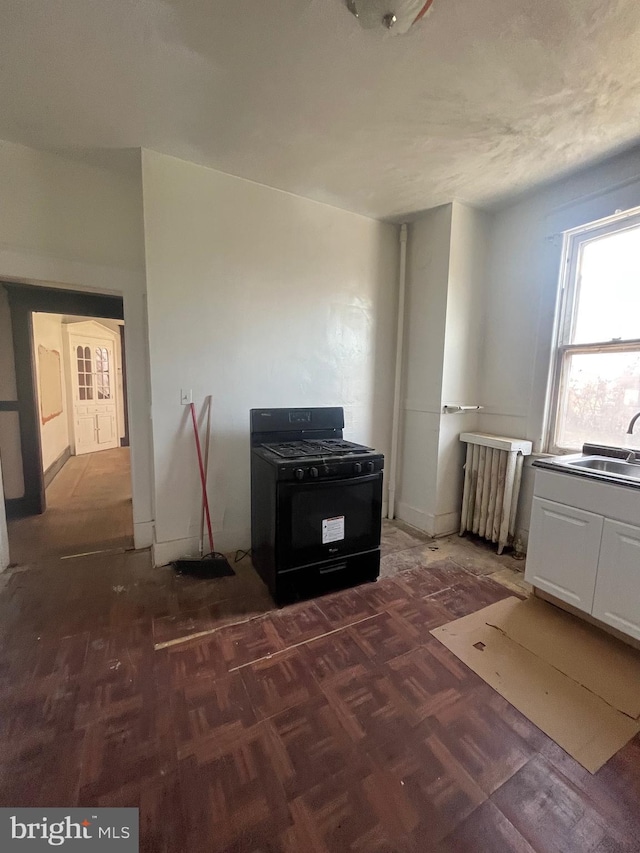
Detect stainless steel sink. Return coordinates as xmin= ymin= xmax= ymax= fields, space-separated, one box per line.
xmin=565 ymin=456 xmax=640 ymax=482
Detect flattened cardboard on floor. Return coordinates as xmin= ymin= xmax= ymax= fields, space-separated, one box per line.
xmin=492 ymin=596 xmax=640 ymax=718
xmin=431 ymin=596 xmax=640 ymax=773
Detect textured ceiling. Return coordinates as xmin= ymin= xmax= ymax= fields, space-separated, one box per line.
xmin=1 ymin=0 xmax=640 ymax=219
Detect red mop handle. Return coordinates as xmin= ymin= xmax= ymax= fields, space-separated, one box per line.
xmin=190 ymin=402 xmax=214 ymax=554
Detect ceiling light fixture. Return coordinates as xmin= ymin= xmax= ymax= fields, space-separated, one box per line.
xmin=346 ymin=0 xmax=435 ymax=34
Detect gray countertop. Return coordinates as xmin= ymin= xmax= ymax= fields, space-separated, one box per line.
xmin=533 ymin=445 xmax=640 ymax=490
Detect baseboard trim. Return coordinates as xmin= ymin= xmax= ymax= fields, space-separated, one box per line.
xmin=4 ymin=495 xmax=42 ymax=519
xmin=44 ymin=446 xmax=71 ymax=488
xmin=152 ymin=528 xmax=251 ymax=567
xmin=133 ymin=520 xmax=154 ymax=550
xmin=433 ymin=510 xmax=460 ymax=537
xmin=153 ymin=537 xmax=199 ymax=567
xmin=394 ymin=504 xmax=461 ymax=538
xmin=396 ymin=502 xmax=433 ymax=535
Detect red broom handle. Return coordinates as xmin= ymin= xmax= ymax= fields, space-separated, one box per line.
xmin=413 ymin=0 xmax=435 ymax=24
xmin=190 ymin=402 xmax=214 ymax=554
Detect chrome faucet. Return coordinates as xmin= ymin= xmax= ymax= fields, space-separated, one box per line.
xmin=627 ymin=412 xmax=640 ymax=435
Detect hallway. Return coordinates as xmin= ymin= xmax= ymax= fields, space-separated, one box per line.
xmin=7 ymin=447 xmax=133 ymax=565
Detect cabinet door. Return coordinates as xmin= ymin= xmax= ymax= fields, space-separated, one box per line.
xmin=593 ymin=520 xmax=640 ymax=641
xmin=75 ymin=414 xmax=97 ymax=453
xmin=96 ymin=412 xmax=116 ymax=445
xmin=524 ymin=497 xmax=603 ymax=612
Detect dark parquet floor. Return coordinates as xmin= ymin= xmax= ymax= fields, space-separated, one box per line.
xmin=0 ymin=535 xmax=639 ymax=852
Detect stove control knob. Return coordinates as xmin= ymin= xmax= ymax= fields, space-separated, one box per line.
xmin=353 ymin=462 xmax=362 ymax=474
xmin=310 ymin=466 xmax=319 ymax=478
xmin=294 ymin=468 xmax=305 ymax=481
xmin=366 ymin=461 xmax=375 ymax=473
xmin=321 ymin=465 xmax=330 ymax=476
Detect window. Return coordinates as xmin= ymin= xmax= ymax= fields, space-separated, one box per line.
xmin=76 ymin=345 xmax=93 ymax=401
xmin=547 ymin=212 xmax=640 ymax=453
xmin=95 ymin=347 xmax=111 ymax=400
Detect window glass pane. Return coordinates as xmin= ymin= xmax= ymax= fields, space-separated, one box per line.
xmin=556 ymin=350 xmax=640 ymax=449
xmin=573 ymin=225 xmax=640 ymax=344
xmin=86 ymin=372 xmax=92 ymax=386
xmin=79 ymin=387 xmax=86 ymax=400
xmin=84 ymin=346 xmax=91 ymax=360
xmin=87 ymin=387 xmax=93 ymax=400
xmin=76 ymin=345 xmax=83 ymax=358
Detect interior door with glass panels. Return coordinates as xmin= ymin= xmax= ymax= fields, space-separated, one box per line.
xmin=70 ymin=335 xmax=118 ymax=454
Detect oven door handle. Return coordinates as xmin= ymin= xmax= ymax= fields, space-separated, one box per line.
xmin=280 ymin=472 xmax=381 ymax=491
xmin=319 ymin=561 xmax=348 ymax=575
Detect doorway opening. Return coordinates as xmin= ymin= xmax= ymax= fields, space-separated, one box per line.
xmin=0 ymin=284 xmax=134 ymax=565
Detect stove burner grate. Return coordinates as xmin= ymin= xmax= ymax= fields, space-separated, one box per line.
xmin=263 ymin=439 xmax=372 ymax=458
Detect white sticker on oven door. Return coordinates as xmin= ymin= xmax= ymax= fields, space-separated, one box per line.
xmin=322 ymin=516 xmax=345 ymax=544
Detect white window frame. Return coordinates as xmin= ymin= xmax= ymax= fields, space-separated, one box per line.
xmin=545 ymin=207 xmax=640 ymax=455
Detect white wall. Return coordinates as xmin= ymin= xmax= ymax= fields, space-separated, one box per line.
xmin=0 ymin=140 xmax=154 ymax=550
xmin=141 ymin=150 xmax=399 ymax=563
xmin=397 ymin=205 xmax=451 ymax=531
xmin=397 ymin=202 xmax=488 ymax=536
xmin=479 ymin=147 xmax=640 ymax=549
xmin=0 ymin=141 xmax=144 ymax=271
xmin=32 ymin=313 xmax=70 ymax=472
xmin=436 ymin=203 xmax=490 ymax=529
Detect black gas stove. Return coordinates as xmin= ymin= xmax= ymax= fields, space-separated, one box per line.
xmin=250 ymin=407 xmax=383 ymax=605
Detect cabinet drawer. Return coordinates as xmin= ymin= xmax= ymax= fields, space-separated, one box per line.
xmin=533 ymin=468 xmax=640 ymax=528
xmin=524 ymin=497 xmax=603 ymax=613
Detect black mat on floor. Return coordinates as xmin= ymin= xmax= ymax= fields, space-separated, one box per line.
xmin=172 ymin=555 xmax=235 ymax=578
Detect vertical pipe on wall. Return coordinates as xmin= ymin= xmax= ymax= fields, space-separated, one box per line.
xmin=459 ymin=443 xmax=473 ymax=535
xmin=388 ymin=223 xmax=408 ymax=520
xmin=0 ymin=456 xmax=9 ymax=571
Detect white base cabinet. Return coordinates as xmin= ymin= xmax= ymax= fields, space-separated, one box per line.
xmin=592 ymin=520 xmax=640 ymax=641
xmin=526 ymin=498 xmax=603 ymax=612
xmin=525 ymin=469 xmax=640 ymax=642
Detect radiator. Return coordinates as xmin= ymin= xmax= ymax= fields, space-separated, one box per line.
xmin=459 ymin=432 xmax=532 ymax=554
